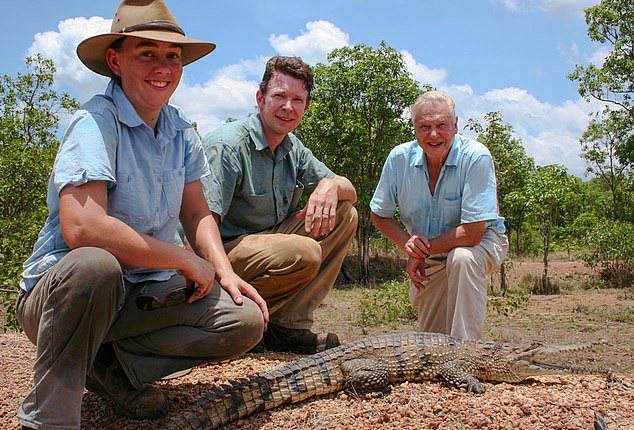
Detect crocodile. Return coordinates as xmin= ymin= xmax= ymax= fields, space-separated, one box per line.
xmin=163 ymin=331 xmax=611 ymax=430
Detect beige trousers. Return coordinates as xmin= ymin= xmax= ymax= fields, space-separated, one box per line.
xmin=224 ymin=201 xmax=358 ymax=329
xmin=410 ymin=226 xmax=509 ymax=340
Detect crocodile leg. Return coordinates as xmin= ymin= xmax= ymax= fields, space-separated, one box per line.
xmin=341 ymin=358 xmax=393 ymax=393
xmin=438 ymin=362 xmax=487 ymax=393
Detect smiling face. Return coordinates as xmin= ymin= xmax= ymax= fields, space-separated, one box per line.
xmin=413 ymin=101 xmax=458 ymax=166
xmin=256 ymin=71 xmax=309 ymax=151
xmin=106 ymin=37 xmax=183 ymax=128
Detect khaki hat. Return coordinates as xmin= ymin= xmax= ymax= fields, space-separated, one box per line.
xmin=77 ymin=0 xmax=216 ymax=77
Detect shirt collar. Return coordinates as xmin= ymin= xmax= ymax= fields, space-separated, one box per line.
xmin=247 ymin=113 xmax=269 ymax=151
xmin=106 ymin=81 xmax=192 ymax=138
xmin=248 ymin=113 xmax=294 ymax=157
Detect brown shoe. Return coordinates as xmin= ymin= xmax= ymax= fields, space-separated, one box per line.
xmin=86 ymin=344 xmax=168 ymax=420
xmin=263 ymin=323 xmax=340 ymax=354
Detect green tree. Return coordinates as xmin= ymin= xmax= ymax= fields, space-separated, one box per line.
xmin=581 ymin=218 xmax=634 ymax=289
xmin=568 ymin=0 xmax=633 ymax=114
xmin=568 ymin=0 xmax=634 ymax=166
xmin=298 ymin=42 xmax=423 ymax=282
xmin=0 ymin=55 xmax=78 ymax=329
xmin=465 ymin=112 xmax=535 ymax=255
xmin=523 ymin=165 xmax=577 ymax=293
xmin=580 ymin=108 xmax=633 ymax=221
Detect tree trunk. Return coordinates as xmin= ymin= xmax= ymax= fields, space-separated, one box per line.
xmin=541 ymin=209 xmax=552 ymax=293
xmin=360 ymin=207 xmax=371 ymax=284
xmin=499 ymin=262 xmax=508 ymax=296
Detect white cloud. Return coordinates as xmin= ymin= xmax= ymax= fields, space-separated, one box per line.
xmin=588 ymin=45 xmax=611 ymax=66
xmin=491 ymin=0 xmax=599 ymax=19
xmin=269 ymin=20 xmax=349 ymax=65
xmin=539 ymin=0 xmax=599 ymax=19
xmin=401 ymin=50 xmax=447 ymax=87
xmin=25 ymin=17 xmax=351 ymax=136
xmin=26 ymin=17 xmax=595 ymax=178
xmin=28 ymin=17 xmax=111 ymax=102
xmin=443 ymin=84 xmax=596 ymax=177
xmin=490 ymin=0 xmax=523 ymax=12
xmin=172 ymin=60 xmax=266 ymax=134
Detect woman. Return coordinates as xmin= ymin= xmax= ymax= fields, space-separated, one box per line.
xmin=16 ymin=1 xmax=267 ymax=428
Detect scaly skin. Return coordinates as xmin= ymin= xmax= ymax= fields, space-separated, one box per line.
xmin=162 ymin=332 xmax=611 ymax=430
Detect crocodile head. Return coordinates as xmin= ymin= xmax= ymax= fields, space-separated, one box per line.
xmin=468 ymin=338 xmax=611 ymax=383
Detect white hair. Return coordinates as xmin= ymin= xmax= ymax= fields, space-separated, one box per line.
xmin=411 ymin=90 xmax=456 ymax=122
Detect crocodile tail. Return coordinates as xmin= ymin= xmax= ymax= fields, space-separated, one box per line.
xmin=161 ymin=354 xmax=345 ymax=429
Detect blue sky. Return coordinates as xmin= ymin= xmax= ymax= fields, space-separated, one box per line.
xmin=3 ymin=0 xmax=606 ymax=177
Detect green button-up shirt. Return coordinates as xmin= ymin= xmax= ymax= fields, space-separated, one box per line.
xmin=201 ymin=113 xmax=335 ymax=241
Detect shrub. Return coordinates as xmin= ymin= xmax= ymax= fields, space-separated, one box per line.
xmin=357 ymin=278 xmax=416 ymax=329
xmin=580 ymin=219 xmax=634 ymax=289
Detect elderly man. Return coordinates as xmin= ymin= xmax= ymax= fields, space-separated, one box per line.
xmin=370 ymin=90 xmax=508 ymax=340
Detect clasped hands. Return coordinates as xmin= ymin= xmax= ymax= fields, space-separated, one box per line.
xmin=404 ymin=234 xmax=432 ymax=289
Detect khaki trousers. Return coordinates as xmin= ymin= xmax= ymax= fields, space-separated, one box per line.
xmin=16 ymin=247 xmax=263 ymax=430
xmin=224 ymin=201 xmax=358 ymax=329
xmin=410 ymin=227 xmax=509 ymax=340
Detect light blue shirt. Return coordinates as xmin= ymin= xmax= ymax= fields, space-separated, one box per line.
xmin=20 ymin=81 xmax=209 ymax=291
xmin=370 ymin=134 xmax=505 ymax=239
xmin=201 ymin=113 xmax=334 ymax=240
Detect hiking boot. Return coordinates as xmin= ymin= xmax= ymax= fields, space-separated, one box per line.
xmin=263 ymin=323 xmax=340 ymax=354
xmin=86 ymin=344 xmax=168 ymax=420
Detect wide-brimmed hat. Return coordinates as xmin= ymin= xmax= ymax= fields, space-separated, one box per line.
xmin=77 ymin=0 xmax=216 ymax=77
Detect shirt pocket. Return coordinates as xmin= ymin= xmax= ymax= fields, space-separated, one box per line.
xmin=163 ymin=167 xmax=185 ymax=219
xmin=110 ymin=174 xmax=152 ymax=228
xmin=442 ymin=196 xmax=462 ymax=231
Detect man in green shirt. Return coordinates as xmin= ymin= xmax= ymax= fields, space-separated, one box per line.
xmin=202 ymin=56 xmax=358 ymax=354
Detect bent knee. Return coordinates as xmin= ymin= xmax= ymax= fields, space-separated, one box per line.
xmin=447 ymin=247 xmax=478 ymax=267
xmin=65 ymin=247 xmax=124 ymax=304
xmin=283 ymin=236 xmax=322 ymax=275
xmin=226 ymin=298 xmax=265 ymax=353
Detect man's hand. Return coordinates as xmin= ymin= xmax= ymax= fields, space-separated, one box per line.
xmin=406 ymin=256 xmax=429 ymax=289
xmin=218 ymin=272 xmax=270 ymax=328
xmin=180 ymin=253 xmax=217 ymax=303
xmin=404 ymin=234 xmax=431 ymax=259
xmin=296 ymin=179 xmax=339 ymax=238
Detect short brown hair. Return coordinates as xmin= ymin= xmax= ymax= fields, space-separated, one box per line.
xmin=259 ymin=56 xmax=314 ymax=99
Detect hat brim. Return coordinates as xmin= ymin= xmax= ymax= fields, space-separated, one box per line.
xmin=77 ymin=30 xmax=216 ymax=77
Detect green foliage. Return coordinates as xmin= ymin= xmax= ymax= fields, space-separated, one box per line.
xmin=568 ymin=0 xmax=634 ymax=167
xmin=580 ymin=109 xmax=633 ymax=221
xmin=298 ymin=41 xmax=423 ymax=282
xmin=465 ymin=112 xmax=535 ymax=255
xmin=579 ymin=218 xmax=634 ymax=288
xmin=568 ymin=0 xmax=633 ymax=114
xmin=357 ymin=278 xmax=417 ymax=329
xmin=0 ymin=54 xmax=79 ymax=331
xmin=521 ymin=165 xmax=579 ymax=289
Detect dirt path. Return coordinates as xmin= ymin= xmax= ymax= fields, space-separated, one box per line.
xmin=1 ymin=258 xmax=633 ymax=429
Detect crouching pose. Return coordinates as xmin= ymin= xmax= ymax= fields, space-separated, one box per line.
xmin=16 ymin=1 xmax=267 ymax=428
xmin=370 ymin=91 xmax=508 ymax=340
xmin=201 ymin=56 xmax=358 ymax=354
